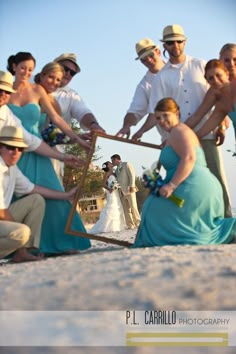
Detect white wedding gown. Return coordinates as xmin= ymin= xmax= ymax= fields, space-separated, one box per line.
xmin=89 ymin=175 xmax=127 ymax=233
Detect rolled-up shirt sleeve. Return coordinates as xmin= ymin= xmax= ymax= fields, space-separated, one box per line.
xmin=53 ymin=87 xmax=92 ymax=125
xmin=0 ymin=105 xmax=41 ymax=151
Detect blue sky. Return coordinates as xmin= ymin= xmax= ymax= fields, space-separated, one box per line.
xmin=0 ymin=0 xmax=236 ymax=206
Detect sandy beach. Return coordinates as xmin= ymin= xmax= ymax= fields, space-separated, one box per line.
xmin=0 ymin=227 xmax=236 ymax=353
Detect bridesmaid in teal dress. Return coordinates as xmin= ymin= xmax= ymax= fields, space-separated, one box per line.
xmin=7 ymin=52 xmax=91 ymax=254
xmin=134 ymin=98 xmax=236 ymax=247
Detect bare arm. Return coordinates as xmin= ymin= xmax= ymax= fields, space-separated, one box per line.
xmin=102 ymin=173 xmax=112 ymax=193
xmin=37 ymin=85 xmax=90 ymax=148
xmin=159 ymin=126 xmax=197 ymax=198
xmin=34 ymin=141 xmax=85 ymax=168
xmin=116 ymin=113 xmax=138 ymax=138
xmin=0 ymin=208 xmax=15 ymax=221
xmin=131 ymin=113 xmax=156 ymax=140
xmin=185 ymin=88 xmax=218 ymax=128
xmin=196 ymin=104 xmax=227 ymax=139
xmin=30 ymin=185 xmax=79 ymax=200
xmin=80 ymin=113 xmax=105 ymax=133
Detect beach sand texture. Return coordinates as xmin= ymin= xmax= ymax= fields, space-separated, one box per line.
xmin=0 ymin=228 xmax=236 ymax=353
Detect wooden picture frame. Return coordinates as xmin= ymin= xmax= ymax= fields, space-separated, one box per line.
xmin=65 ymin=132 xmax=162 ymax=247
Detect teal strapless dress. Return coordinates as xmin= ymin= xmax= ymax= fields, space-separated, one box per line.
xmin=134 ymin=146 xmax=236 ymax=247
xmin=229 ymin=103 xmax=236 ymax=139
xmin=8 ymin=103 xmax=91 ymax=254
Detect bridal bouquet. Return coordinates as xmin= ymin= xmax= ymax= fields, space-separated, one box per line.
xmin=41 ymin=123 xmax=71 ymax=147
xmin=110 ymin=180 xmax=121 ymax=190
xmin=142 ymin=166 xmax=185 ymax=208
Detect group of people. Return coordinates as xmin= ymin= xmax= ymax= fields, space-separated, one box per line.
xmin=0 ymin=23 xmax=236 ymax=263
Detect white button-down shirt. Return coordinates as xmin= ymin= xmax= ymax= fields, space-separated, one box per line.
xmin=0 ymin=156 xmax=34 ymax=209
xmin=0 ymin=105 xmax=41 ymax=151
xmin=128 ymin=70 xmax=156 ymax=122
xmin=53 ymin=86 xmax=92 ymax=126
xmin=148 ymin=55 xmax=214 ymax=140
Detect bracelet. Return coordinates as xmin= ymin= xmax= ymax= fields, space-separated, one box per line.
xmin=219 ymin=125 xmax=226 ymax=131
xmin=169 ymin=181 xmax=177 ymax=190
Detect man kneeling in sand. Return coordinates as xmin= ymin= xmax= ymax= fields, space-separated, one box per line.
xmin=0 ymin=126 xmax=80 ymax=263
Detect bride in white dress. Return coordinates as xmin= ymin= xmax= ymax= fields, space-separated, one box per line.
xmin=89 ymin=161 xmax=127 ymax=234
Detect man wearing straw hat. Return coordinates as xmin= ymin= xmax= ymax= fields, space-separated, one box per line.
xmin=0 ymin=70 xmax=84 ymax=169
xmin=52 ymin=53 xmax=105 ymax=180
xmin=0 ymin=125 xmax=81 ymax=263
xmin=53 ymin=53 xmax=105 ymax=132
xmin=116 ymin=38 xmax=165 ymax=138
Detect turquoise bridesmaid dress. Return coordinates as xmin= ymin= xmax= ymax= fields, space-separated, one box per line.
xmin=229 ymin=103 xmax=236 ymax=139
xmin=8 ymin=103 xmax=91 ymax=254
xmin=134 ymin=146 xmax=236 ymax=247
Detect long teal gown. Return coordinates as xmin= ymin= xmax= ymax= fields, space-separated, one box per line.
xmin=229 ymin=103 xmax=236 ymax=140
xmin=8 ymin=103 xmax=91 ymax=254
xmin=134 ymin=146 xmax=236 ymax=247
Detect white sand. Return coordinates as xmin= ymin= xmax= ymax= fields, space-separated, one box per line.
xmin=0 ymin=227 xmax=236 ymax=353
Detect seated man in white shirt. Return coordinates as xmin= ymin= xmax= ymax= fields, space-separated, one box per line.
xmin=0 ymin=126 xmax=81 ymax=263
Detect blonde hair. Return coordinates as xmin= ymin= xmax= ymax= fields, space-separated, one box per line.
xmin=34 ymin=62 xmax=64 ymax=84
xmin=219 ymin=43 xmax=236 ymax=57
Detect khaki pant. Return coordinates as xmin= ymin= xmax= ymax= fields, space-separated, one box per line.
xmin=201 ymin=140 xmax=232 ymax=217
xmin=120 ymin=192 xmax=141 ymax=229
xmin=0 ymin=194 xmax=45 ymax=259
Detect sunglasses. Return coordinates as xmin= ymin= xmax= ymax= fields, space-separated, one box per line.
xmin=2 ymin=144 xmax=24 ymax=152
xmin=141 ymin=52 xmax=155 ymax=63
xmin=165 ymin=40 xmax=185 ymax=46
xmin=62 ymin=65 xmax=77 ymax=77
xmin=0 ymin=89 xmax=12 ymax=95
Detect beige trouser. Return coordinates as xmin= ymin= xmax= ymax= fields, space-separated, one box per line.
xmin=201 ymin=139 xmax=232 ymax=217
xmin=0 ymin=194 xmax=45 ymax=259
xmin=120 ymin=192 xmax=141 ymax=228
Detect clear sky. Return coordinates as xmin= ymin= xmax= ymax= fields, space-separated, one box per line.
xmin=0 ymin=0 xmax=235 ymax=206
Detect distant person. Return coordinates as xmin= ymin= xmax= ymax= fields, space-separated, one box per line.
xmin=0 ymin=126 xmax=88 ymax=262
xmin=132 ymin=24 xmax=231 ymax=217
xmin=89 ymin=161 xmax=127 ymax=234
xmin=6 ymin=52 xmax=91 ymax=255
xmin=134 ymin=98 xmax=236 ymax=247
xmin=117 ymin=38 xmax=165 ymax=138
xmin=111 ymin=154 xmax=140 ymax=229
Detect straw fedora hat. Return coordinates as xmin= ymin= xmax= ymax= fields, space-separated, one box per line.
xmin=0 ymin=71 xmax=16 ymax=93
xmin=161 ymin=24 xmax=187 ymax=42
xmin=135 ymin=38 xmax=159 ymax=60
xmin=54 ymin=53 xmax=81 ymax=73
xmin=0 ymin=126 xmax=28 ymax=148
